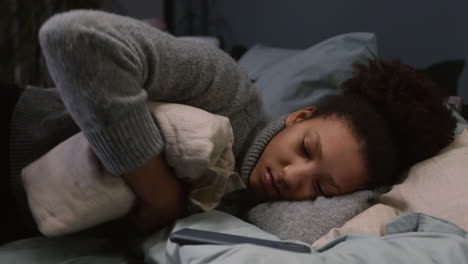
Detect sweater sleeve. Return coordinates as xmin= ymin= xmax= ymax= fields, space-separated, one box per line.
xmin=39 ymin=10 xmax=260 ymax=176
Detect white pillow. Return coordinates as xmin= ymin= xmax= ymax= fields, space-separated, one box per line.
xmin=21 ymin=103 xmax=245 ymax=236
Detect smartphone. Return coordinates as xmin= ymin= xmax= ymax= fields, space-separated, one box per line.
xmin=169 ymin=228 xmax=311 ymax=253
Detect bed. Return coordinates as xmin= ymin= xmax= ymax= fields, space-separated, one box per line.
xmin=2 ymin=2 xmax=468 ymax=263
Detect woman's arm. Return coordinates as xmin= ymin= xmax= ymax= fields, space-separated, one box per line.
xmin=124 ymin=154 xmax=188 ymax=233
xmin=38 ymin=10 xmax=260 ymax=231
xmin=39 ymin=10 xmax=257 ymax=176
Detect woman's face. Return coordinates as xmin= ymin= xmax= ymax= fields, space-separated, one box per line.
xmin=250 ymin=107 xmax=369 ymax=201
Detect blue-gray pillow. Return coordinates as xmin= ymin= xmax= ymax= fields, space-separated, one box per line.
xmin=238 ymin=32 xmax=378 ymax=119
xmin=237 ymin=45 xmax=301 ymax=81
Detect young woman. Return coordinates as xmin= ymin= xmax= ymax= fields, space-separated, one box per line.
xmin=5 ymin=10 xmax=455 ymax=243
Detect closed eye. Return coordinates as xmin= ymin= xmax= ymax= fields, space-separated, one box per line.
xmin=301 ymin=137 xmax=309 ymax=158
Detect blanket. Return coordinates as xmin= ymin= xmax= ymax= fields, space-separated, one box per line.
xmin=21 ymin=102 xmax=246 ymax=236
xmin=1 ymin=211 xmax=467 ymax=264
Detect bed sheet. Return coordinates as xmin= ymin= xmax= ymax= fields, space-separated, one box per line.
xmin=1 ymin=210 xmax=467 ymax=264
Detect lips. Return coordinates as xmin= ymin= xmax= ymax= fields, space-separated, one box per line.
xmin=264 ymin=169 xmax=280 ymax=199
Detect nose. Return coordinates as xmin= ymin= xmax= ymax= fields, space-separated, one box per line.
xmin=280 ymin=161 xmax=316 ymax=200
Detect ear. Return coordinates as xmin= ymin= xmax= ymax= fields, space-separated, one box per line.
xmin=285 ymin=107 xmax=317 ymax=127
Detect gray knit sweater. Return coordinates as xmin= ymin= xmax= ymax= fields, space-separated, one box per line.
xmin=10 ymin=10 xmax=280 ymax=230
xmin=38 ymin=10 xmax=267 ymax=176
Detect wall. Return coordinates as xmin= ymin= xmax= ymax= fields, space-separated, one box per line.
xmin=103 ymin=0 xmax=164 ymax=19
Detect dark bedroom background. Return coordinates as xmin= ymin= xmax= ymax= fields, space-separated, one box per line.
xmin=2 ymin=0 xmax=467 ymax=115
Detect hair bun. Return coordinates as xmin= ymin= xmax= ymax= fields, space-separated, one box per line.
xmin=341 ymin=59 xmax=456 ymax=169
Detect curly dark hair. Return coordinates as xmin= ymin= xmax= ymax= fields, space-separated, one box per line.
xmin=313 ymin=59 xmax=456 ymax=187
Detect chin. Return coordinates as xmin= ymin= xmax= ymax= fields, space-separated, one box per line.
xmin=253 ymin=193 xmax=268 ymax=202
xmin=249 ymin=179 xmax=265 ymax=201
xmin=250 ymin=165 xmax=267 ymax=200
xmin=249 ymin=184 xmax=263 ymax=200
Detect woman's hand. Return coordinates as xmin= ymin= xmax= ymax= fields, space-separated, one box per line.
xmin=123 ymin=154 xmax=188 ymax=234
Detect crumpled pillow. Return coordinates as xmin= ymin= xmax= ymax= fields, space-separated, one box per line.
xmin=150 ymin=103 xmax=246 ymax=212
xmin=245 ymin=190 xmax=377 ymax=244
xmin=21 ymin=102 xmax=245 ymax=236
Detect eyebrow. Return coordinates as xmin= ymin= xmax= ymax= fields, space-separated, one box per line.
xmin=313 ymin=130 xmax=342 ymax=193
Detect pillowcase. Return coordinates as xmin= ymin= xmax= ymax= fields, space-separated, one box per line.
xmin=237 ymin=45 xmax=301 ymax=81
xmin=238 ymin=32 xmax=377 ymax=119
xmin=313 ymin=127 xmax=468 ymax=247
